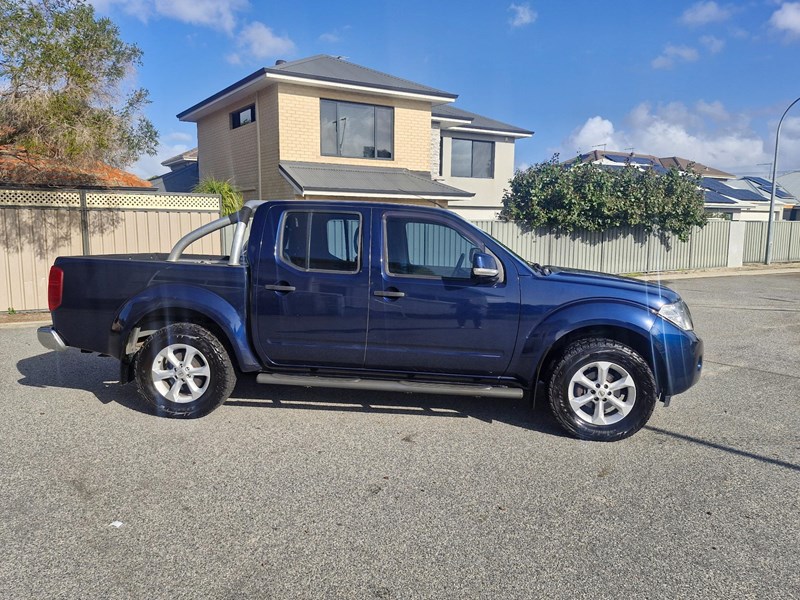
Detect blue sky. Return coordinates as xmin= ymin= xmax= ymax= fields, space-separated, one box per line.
xmin=90 ymin=1 xmax=800 ymax=180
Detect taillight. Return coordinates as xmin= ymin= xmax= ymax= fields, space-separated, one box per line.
xmin=48 ymin=266 xmax=63 ymax=312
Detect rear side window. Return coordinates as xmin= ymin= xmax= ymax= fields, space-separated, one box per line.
xmin=385 ymin=217 xmax=480 ymax=279
xmin=280 ymin=211 xmax=361 ymax=272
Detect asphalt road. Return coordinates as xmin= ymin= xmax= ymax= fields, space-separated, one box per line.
xmin=1 ymin=273 xmax=798 ymax=599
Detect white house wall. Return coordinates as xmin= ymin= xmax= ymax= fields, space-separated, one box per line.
xmin=437 ymin=130 xmax=515 ymax=220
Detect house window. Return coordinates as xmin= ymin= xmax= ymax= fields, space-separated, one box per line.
xmin=320 ymin=99 xmax=393 ymax=159
xmin=451 ymin=139 xmax=494 ymax=178
xmin=231 ymin=104 xmax=255 ymax=129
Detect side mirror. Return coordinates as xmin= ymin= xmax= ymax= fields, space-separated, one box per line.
xmin=472 ymin=252 xmax=499 ymax=278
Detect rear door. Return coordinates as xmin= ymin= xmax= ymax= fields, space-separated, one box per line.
xmin=252 ymin=205 xmax=370 ymax=368
xmin=365 ymin=209 xmax=520 ymax=376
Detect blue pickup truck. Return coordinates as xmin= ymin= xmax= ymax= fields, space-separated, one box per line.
xmin=38 ymin=200 xmax=702 ymax=441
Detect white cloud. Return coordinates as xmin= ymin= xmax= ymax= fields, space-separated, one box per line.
xmin=770 ymin=2 xmax=800 ymax=38
xmin=165 ymin=131 xmax=193 ymax=143
xmin=319 ymin=32 xmax=340 ymax=43
xmin=509 ymin=3 xmax=537 ymax=27
xmin=155 ymin=0 xmax=248 ymax=34
xmin=651 ymin=44 xmax=699 ymax=69
xmin=567 ymin=116 xmax=620 ymax=155
xmin=563 ymin=101 xmax=768 ymax=174
xmin=700 ymin=35 xmax=725 ymax=53
xmin=226 ymin=53 xmax=242 ymax=65
xmin=695 ymin=100 xmax=730 ymax=122
xmin=235 ymin=22 xmax=296 ymax=62
xmin=680 ymin=1 xmax=732 ymax=26
xmin=131 ymin=139 xmax=194 ymax=180
xmin=90 ymin=0 xmax=249 ymax=33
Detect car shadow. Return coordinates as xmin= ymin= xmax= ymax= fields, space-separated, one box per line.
xmin=15 ymin=350 xmax=568 ymax=438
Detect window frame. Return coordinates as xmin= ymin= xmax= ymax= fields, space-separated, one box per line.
xmin=381 ymin=212 xmax=503 ymax=282
xmin=278 ymin=210 xmax=363 ymax=274
xmin=320 ymin=98 xmax=394 ymax=160
xmin=230 ymin=104 xmax=256 ymax=129
xmin=450 ymin=138 xmax=495 ymax=178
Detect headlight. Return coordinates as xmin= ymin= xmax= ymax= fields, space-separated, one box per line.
xmin=658 ymin=300 xmax=694 ymax=331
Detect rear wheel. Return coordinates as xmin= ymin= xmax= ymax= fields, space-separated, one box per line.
xmin=134 ymin=323 xmax=236 ymax=418
xmin=548 ymin=338 xmax=656 ymax=442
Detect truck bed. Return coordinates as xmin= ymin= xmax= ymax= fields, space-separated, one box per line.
xmin=51 ymin=254 xmax=249 ymax=357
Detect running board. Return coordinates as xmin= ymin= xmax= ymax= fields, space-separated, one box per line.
xmin=256 ymin=373 xmax=524 ymax=399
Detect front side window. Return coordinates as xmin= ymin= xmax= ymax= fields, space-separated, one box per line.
xmin=320 ymin=99 xmax=394 ymax=159
xmin=281 ymin=211 xmax=361 ymax=273
xmin=385 ymin=217 xmax=480 ymax=279
xmin=451 ymin=138 xmax=494 ymax=178
xmin=231 ymin=104 xmax=255 ymax=129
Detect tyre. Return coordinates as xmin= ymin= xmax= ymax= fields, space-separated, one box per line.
xmin=548 ymin=337 xmax=657 ymax=442
xmin=134 ymin=323 xmax=236 ymax=418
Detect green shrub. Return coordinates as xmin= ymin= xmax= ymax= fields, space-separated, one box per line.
xmin=501 ymin=154 xmax=707 ymax=241
xmin=193 ymin=177 xmax=243 ymax=216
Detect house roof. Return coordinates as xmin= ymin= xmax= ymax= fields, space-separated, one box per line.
xmin=150 ymin=162 xmax=199 ymax=193
xmin=0 ymin=147 xmax=152 ymax=189
xmin=570 ymin=150 xmax=734 ymax=178
xmin=279 ymin=161 xmax=474 ymax=201
xmin=161 ymin=147 xmax=198 ymax=168
xmin=432 ymin=105 xmax=533 ymax=137
xmin=178 ymin=55 xmax=458 ymax=122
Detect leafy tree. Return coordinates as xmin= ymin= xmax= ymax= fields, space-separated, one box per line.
xmin=194 ymin=177 xmax=243 ymax=216
xmin=0 ymin=0 xmax=157 ymax=168
xmin=501 ymin=154 xmax=707 ymax=241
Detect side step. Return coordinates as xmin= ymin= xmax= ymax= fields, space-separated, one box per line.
xmin=256 ymin=373 xmax=524 ymax=399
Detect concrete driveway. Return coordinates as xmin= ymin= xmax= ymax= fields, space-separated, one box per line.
xmin=1 ymin=273 xmax=798 ymax=599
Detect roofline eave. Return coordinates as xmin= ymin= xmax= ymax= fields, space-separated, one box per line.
xmin=178 ymin=70 xmax=457 ymax=122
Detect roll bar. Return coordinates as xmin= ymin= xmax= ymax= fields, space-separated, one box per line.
xmin=166 ymin=200 xmax=267 ymax=265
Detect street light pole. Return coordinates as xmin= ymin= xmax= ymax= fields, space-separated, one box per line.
xmin=766 ymin=96 xmax=800 ymax=265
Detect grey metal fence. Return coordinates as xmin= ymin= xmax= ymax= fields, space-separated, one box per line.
xmin=743 ymin=221 xmax=800 ymax=263
xmin=472 ymin=220 xmax=731 ymax=274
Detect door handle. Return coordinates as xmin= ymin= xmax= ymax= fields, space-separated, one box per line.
xmin=265 ymin=284 xmax=296 ymax=293
xmin=373 ymin=290 xmax=405 ymax=298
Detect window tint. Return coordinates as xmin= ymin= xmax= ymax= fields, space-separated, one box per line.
xmin=386 ymin=217 xmax=480 ymax=279
xmin=320 ymin=99 xmax=394 ymax=159
xmin=231 ymin=104 xmax=255 ymax=129
xmin=281 ymin=211 xmax=360 ymax=272
xmin=451 ymin=138 xmax=494 ymax=178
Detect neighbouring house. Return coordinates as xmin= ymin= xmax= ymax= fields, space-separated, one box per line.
xmin=567 ymin=150 xmax=797 ymax=221
xmin=176 ymin=55 xmax=532 ymax=220
xmin=149 ymin=148 xmax=199 ymax=193
xmin=0 ymin=146 xmax=152 ymax=189
xmin=778 ymin=171 xmax=800 ymax=221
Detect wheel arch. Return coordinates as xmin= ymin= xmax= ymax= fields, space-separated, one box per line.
xmin=530 ymin=322 xmax=667 ymax=408
xmin=115 ymin=285 xmax=261 ymax=382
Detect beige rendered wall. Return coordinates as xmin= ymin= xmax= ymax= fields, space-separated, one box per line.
xmin=439 ymin=130 xmax=516 ymax=220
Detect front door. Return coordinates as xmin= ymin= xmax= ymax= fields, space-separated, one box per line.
xmin=365 ymin=210 xmax=520 ymax=376
xmin=253 ymin=205 xmax=370 ymax=368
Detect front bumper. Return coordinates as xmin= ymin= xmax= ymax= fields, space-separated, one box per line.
xmin=37 ymin=326 xmax=67 ymax=352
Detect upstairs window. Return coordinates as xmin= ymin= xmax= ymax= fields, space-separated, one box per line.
xmin=320 ymin=99 xmax=393 ymax=159
xmin=231 ymin=104 xmax=255 ymax=129
xmin=451 ymin=139 xmax=494 ymax=178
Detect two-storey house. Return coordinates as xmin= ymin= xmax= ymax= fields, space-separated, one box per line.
xmin=177 ymin=55 xmax=532 ymax=220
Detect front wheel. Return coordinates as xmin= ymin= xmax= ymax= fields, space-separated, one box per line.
xmin=134 ymin=323 xmax=236 ymax=418
xmin=548 ymin=338 xmax=657 ymax=442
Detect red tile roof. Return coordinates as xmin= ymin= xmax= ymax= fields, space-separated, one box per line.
xmin=0 ymin=147 xmax=152 ymax=189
